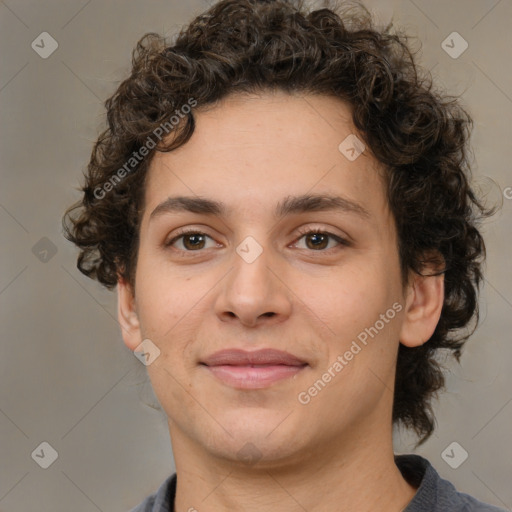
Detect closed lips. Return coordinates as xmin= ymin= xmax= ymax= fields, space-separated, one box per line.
xmin=201 ymin=348 xmax=307 ymax=367
xmin=200 ymin=348 xmax=308 ymax=389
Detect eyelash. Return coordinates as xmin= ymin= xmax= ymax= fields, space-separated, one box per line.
xmin=164 ymin=226 xmax=350 ymax=255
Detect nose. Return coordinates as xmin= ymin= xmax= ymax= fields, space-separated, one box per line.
xmin=213 ymin=241 xmax=292 ymax=328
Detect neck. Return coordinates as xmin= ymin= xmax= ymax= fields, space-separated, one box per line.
xmin=170 ymin=423 xmax=417 ymax=512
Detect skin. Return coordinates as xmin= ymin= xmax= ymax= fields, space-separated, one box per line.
xmin=118 ymin=90 xmax=444 ymax=512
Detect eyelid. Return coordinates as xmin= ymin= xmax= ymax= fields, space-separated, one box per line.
xmin=164 ymin=227 xmax=218 ymax=248
xmin=292 ymin=225 xmax=351 ymax=250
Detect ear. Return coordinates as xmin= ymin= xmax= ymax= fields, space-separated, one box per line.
xmin=399 ymin=256 xmax=445 ymax=348
xmin=117 ymin=277 xmax=142 ymax=351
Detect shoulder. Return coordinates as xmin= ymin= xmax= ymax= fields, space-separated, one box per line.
xmin=395 ymin=454 xmax=507 ymax=512
xmin=127 ymin=473 xmax=177 ymax=512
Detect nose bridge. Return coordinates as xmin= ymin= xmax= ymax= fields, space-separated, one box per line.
xmin=215 ymin=232 xmax=292 ymax=325
xmin=230 ymin=234 xmax=274 ymax=304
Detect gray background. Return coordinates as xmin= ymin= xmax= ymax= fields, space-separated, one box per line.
xmin=1 ymin=0 xmax=511 ymax=510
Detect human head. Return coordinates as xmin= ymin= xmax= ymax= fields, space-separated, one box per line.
xmin=63 ymin=0 xmax=493 ymax=446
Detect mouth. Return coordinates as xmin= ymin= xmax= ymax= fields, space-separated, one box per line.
xmin=200 ymin=348 xmax=308 ymax=389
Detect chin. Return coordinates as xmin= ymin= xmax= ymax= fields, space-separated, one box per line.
xmin=209 ymin=435 xmax=307 ymax=470
xmin=199 ymin=409 xmax=307 ymax=465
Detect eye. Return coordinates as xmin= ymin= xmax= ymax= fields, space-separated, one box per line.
xmin=293 ymin=227 xmax=349 ymax=251
xmin=165 ymin=229 xmax=219 ymax=252
xmin=164 ymin=226 xmax=350 ymax=254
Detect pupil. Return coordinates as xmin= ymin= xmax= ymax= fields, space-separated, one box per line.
xmin=308 ymin=233 xmax=327 ymax=249
xmin=186 ymin=234 xmax=204 ymax=249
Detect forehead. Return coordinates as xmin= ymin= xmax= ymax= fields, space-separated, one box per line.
xmin=142 ymin=91 xmax=389 ymax=226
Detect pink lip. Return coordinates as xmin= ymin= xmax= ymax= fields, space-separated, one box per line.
xmin=201 ymin=349 xmax=308 ymax=389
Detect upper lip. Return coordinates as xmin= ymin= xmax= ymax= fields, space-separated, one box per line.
xmin=201 ymin=349 xmax=307 ymax=367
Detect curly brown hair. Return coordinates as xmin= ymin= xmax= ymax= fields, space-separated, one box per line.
xmin=63 ymin=0 xmax=495 ymax=445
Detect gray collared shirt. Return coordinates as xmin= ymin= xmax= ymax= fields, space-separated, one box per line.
xmin=128 ymin=454 xmax=507 ymax=511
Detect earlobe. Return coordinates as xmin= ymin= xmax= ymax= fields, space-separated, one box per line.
xmin=117 ymin=278 xmax=142 ymax=351
xmin=399 ymin=263 xmax=445 ymax=348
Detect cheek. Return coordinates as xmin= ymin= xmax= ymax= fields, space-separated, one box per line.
xmin=300 ymin=262 xmax=391 ymax=338
xmin=133 ymin=257 xmax=190 ymax=342
xmin=133 ymin=257 xmax=217 ymax=370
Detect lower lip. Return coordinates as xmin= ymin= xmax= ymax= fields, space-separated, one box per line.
xmin=205 ymin=364 xmax=306 ymax=389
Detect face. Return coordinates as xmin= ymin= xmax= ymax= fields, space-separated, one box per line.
xmin=118 ymin=91 xmax=437 ymax=468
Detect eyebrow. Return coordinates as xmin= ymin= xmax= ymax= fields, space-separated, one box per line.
xmin=149 ymin=193 xmax=371 ymax=221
